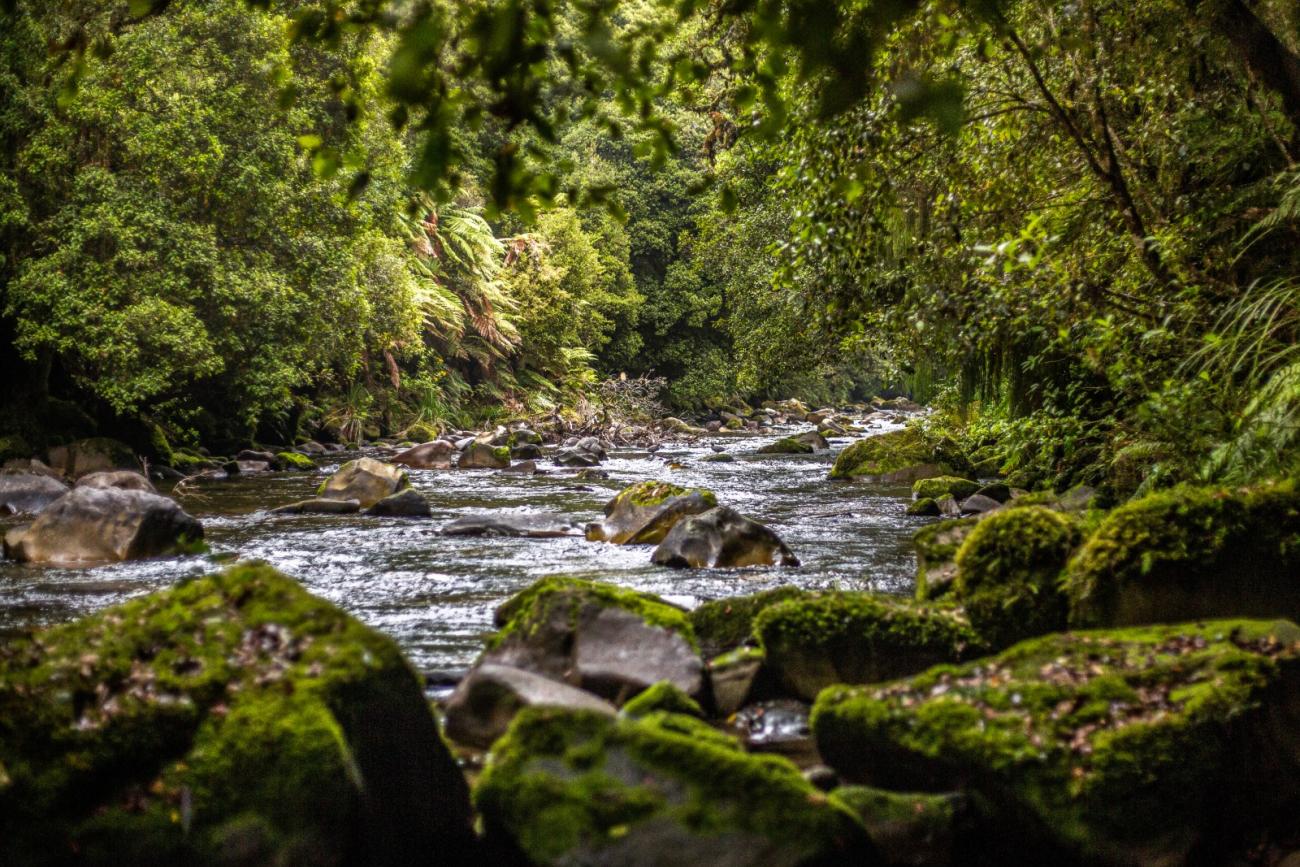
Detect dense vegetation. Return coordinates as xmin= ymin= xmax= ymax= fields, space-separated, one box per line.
xmin=3 ymin=0 xmax=1300 ymax=496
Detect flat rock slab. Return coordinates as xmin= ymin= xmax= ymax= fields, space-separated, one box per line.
xmin=271 ymin=498 xmax=362 ymax=515
xmin=442 ymin=512 xmax=580 ymax=538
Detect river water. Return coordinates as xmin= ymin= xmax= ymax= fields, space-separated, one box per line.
xmin=0 ymin=420 xmax=925 ymax=675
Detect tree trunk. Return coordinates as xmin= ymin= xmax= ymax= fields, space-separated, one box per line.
xmin=1193 ymin=0 xmax=1300 ymax=127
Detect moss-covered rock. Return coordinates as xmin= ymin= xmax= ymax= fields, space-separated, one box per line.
xmin=951 ymin=506 xmax=1079 ymax=648
xmin=906 ymin=497 xmax=940 ymax=516
xmin=585 ymin=480 xmax=718 ymax=545
xmin=830 ymin=786 xmax=970 ymax=867
xmin=459 ymin=442 xmax=512 ymax=469
xmin=754 ymin=593 xmax=986 ymax=701
xmin=474 ymin=707 xmax=878 ymax=866
xmin=912 ymin=518 xmax=979 ymax=602
xmin=0 ymin=562 xmax=473 ymax=865
xmin=274 ymin=451 xmax=315 ymax=471
xmin=912 ymin=476 xmax=979 ymax=502
xmin=0 ymin=433 xmax=34 ymax=463
xmin=828 ymin=427 xmax=948 ymax=483
xmin=1064 ymin=483 xmax=1300 ymax=628
xmin=621 ymin=681 xmax=704 ymax=719
xmin=315 ymin=457 xmax=409 ymax=508
xmin=757 ymin=432 xmax=829 ymax=455
xmin=708 ymin=646 xmax=768 ymax=716
xmin=689 ymin=587 xmax=807 ymax=659
xmin=812 ymin=620 xmax=1300 ymax=865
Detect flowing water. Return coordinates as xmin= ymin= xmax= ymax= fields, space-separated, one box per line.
xmin=0 ymin=420 xmax=926 ymax=675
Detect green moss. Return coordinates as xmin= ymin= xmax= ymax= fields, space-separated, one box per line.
xmin=688 ymin=587 xmax=807 ymax=658
xmin=830 ymin=785 xmax=963 ymax=863
xmin=474 ymin=707 xmax=872 ymax=865
xmin=493 ymin=445 xmax=512 ymax=463
xmin=618 ymin=480 xmax=716 ymax=510
xmin=757 ymin=436 xmax=813 ymax=455
xmin=490 ymin=576 xmax=697 ymax=652
xmin=811 ymin=620 xmax=1300 ymax=862
xmin=912 ymin=476 xmax=979 ymax=501
xmin=170 ymin=451 xmax=209 ymax=473
xmin=912 ymin=518 xmax=979 ymax=601
xmin=275 ymin=451 xmax=315 ymax=471
xmin=907 ymin=497 xmax=940 ymax=516
xmin=754 ymin=593 xmax=987 ymax=700
xmin=952 ymin=506 xmax=1078 ymax=648
xmin=1064 ymin=482 xmax=1300 ymax=628
xmin=829 ymin=426 xmax=942 ymax=480
xmin=622 ymin=682 xmax=704 ymax=719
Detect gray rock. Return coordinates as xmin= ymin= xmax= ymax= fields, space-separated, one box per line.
xmin=443 ymin=664 xmax=616 ymax=749
xmin=708 ymin=648 xmax=764 ymax=716
xmin=392 ymin=440 xmax=455 ymax=469
xmin=235 ymin=449 xmax=277 ymax=464
xmin=270 ymin=498 xmax=362 ymax=515
xmin=974 ymin=482 xmax=1012 ymax=503
xmin=502 ymin=459 xmax=540 ymax=475
xmin=651 ymin=506 xmax=799 ymax=569
xmin=0 ymin=472 xmax=71 ymax=515
xmin=702 ymin=452 xmax=735 ymax=463
xmin=75 ymin=470 xmax=156 ymax=493
xmin=586 ymin=481 xmax=718 ymax=545
xmin=554 ymin=448 xmax=600 ymax=467
xmin=318 ymin=457 xmax=409 ymax=507
xmin=364 ymin=488 xmax=432 ymax=517
xmin=442 ymin=512 xmax=580 ymax=538
xmin=511 ymin=443 xmax=543 ymax=460
xmin=959 ymin=493 xmax=1003 ymax=515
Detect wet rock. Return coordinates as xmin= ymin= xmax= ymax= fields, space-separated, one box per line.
xmin=270 ymin=498 xmax=362 ymax=515
xmin=812 ymin=620 xmax=1300 ymax=866
xmin=364 ymin=488 xmax=432 ymax=517
xmin=459 ymin=442 xmax=511 ymax=470
xmin=2 ymin=486 xmax=202 ymax=565
xmin=831 ymin=787 xmax=967 ymax=867
xmin=443 ymin=663 xmax=616 ymax=749
xmin=511 ymin=443 xmax=543 ymax=460
xmin=585 ymin=480 xmax=717 ymax=545
xmin=75 ymin=470 xmax=156 ymax=493
xmin=225 ymin=459 xmax=271 ymax=475
xmin=0 ymin=471 xmax=70 ymax=515
xmin=828 ymin=428 xmax=951 ymax=483
xmin=442 ymin=512 xmax=581 ymax=538
xmin=707 ymin=647 xmax=766 ymax=716
xmin=274 ymin=451 xmax=315 ymax=471
xmin=701 ymin=452 xmax=735 ymax=462
xmin=0 ymin=563 xmax=474 ymax=864
xmin=651 ymin=506 xmax=799 ymax=569
xmin=907 ymin=497 xmax=940 ymax=516
xmin=475 ymin=707 xmax=876 ymax=867
xmin=757 ymin=431 xmax=830 ymax=455
xmin=911 ymin=476 xmax=979 ymax=501
xmin=574 ymin=468 xmax=609 ymax=481
xmin=483 ymin=576 xmax=704 ymax=703
xmin=754 ymin=593 xmax=985 ymax=701
xmin=935 ymin=494 xmax=962 ymax=517
xmin=317 ymin=457 xmax=409 ymax=508
xmin=46 ymin=437 xmax=137 ymax=479
xmin=974 ymin=482 xmax=1011 ymax=503
xmin=298 ymin=440 xmax=327 ymax=455
xmin=912 ymin=518 xmax=979 ymax=601
xmin=554 ymin=448 xmax=599 ymax=467
xmin=235 ymin=449 xmax=277 ymax=464
xmin=729 ymin=699 xmax=816 ymax=764
xmin=502 ymin=459 xmax=539 ymax=475
xmin=391 ymin=440 xmax=455 ymax=469
xmin=958 ymin=493 xmax=1003 ymax=515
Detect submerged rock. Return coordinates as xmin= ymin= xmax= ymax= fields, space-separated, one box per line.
xmin=0 ymin=563 xmax=474 ymax=865
xmin=828 ymin=428 xmax=950 ymax=483
xmin=3 ymin=486 xmax=203 ymax=565
xmin=391 ymin=440 xmax=455 ymax=469
xmin=812 ymin=620 xmax=1300 ymax=865
xmin=270 ymin=497 xmax=361 ymax=515
xmin=316 ymin=457 xmax=409 ymax=508
xmin=585 ymin=480 xmax=718 ymax=545
xmin=443 ymin=663 xmax=616 ymax=749
xmin=0 ymin=471 xmax=70 ymax=515
xmin=475 ymin=707 xmax=877 ymax=866
xmin=651 ymin=506 xmax=799 ymax=568
xmin=442 ymin=512 xmax=580 ymax=538
xmin=364 ymin=488 xmax=431 ymax=517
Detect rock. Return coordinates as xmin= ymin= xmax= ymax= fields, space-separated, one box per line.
xmin=502 ymin=459 xmax=539 ymax=475
xmin=912 ymin=518 xmax=979 ymax=601
xmin=911 ymin=476 xmax=979 ymax=501
xmin=226 ymin=459 xmax=271 ymax=475
xmin=316 ymin=457 xmax=409 ymax=507
xmin=0 ymin=471 xmax=70 ymax=515
xmin=511 ymin=443 xmax=543 ymax=460
xmin=661 ymin=416 xmax=696 ymax=434
xmin=442 ymin=512 xmax=581 ymax=538
xmin=757 ymin=431 xmax=829 ymax=455
xmin=651 ymin=506 xmax=800 ymax=569
xmin=753 ymin=593 xmax=985 ymax=701
xmin=274 ymin=450 xmax=315 ymax=470
xmin=585 ymin=480 xmax=718 ymax=545
xmin=459 ymin=442 xmax=511 ymax=470
xmin=0 ymin=563 xmax=474 ymax=863
xmin=829 ymin=428 xmax=951 ymax=483
xmin=443 ymin=663 xmax=616 ymax=749
xmin=804 ymin=766 xmax=840 ymax=792
xmin=45 ymin=437 xmax=137 ymax=479
xmin=729 ymin=699 xmax=816 ymax=764
xmin=812 ymin=620 xmax=1300 ymax=865
xmin=1064 ymin=483 xmax=1300 ymax=628
xmin=235 ymin=449 xmax=277 ymax=464
xmin=704 ymin=420 xmax=723 ymax=432
xmin=574 ymin=436 xmax=608 ymax=460
xmin=391 ymin=440 xmax=455 ymax=469
xmin=935 ymin=494 xmax=962 ymax=517
xmin=707 ymin=647 xmax=766 ymax=716
xmin=553 ymin=448 xmax=600 ymax=467
xmin=298 ymin=440 xmax=327 ymax=454
xmin=907 ymin=497 xmax=940 ymax=516
xmin=957 ymin=493 xmax=1002 ymax=515
xmin=574 ymin=468 xmax=609 ymax=481
xmin=364 ymin=488 xmax=431 ymax=517
xmin=3 ymin=487 xmax=202 ymax=565
xmin=973 ymin=482 xmax=1011 ymax=503
xmin=75 ymin=469 xmax=156 ymax=493
xmin=483 ymin=576 xmax=704 ymax=703
xmin=475 ymin=707 xmax=876 ymax=866
xmin=270 ymin=497 xmax=361 ymax=515
xmin=701 ymin=452 xmax=735 ymax=462
xmin=689 ymin=587 xmax=808 ymax=659
xmin=831 ymin=787 xmax=967 ymax=867
xmin=510 ymin=428 xmax=544 ymax=446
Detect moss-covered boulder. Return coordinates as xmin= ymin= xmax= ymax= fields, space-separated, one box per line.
xmin=689 ymin=587 xmax=808 ymax=659
xmin=585 ymin=480 xmax=718 ymax=545
xmin=651 ymin=506 xmax=800 ymax=569
xmin=315 ymin=457 xmax=409 ymax=508
xmin=950 ymin=506 xmax=1079 ymax=648
xmin=459 ymin=442 xmax=511 ymax=469
xmin=906 ymin=497 xmax=940 ymax=516
xmin=274 ymin=451 xmax=315 ymax=471
xmin=475 ymin=707 xmax=878 ymax=866
xmin=812 ymin=620 xmax=1300 ymax=865
xmin=0 ymin=563 xmax=473 ymax=865
xmin=757 ymin=432 xmax=829 ymax=455
xmin=1064 ymin=483 xmax=1300 ymax=628
xmin=754 ymin=593 xmax=986 ymax=701
xmin=483 ymin=576 xmax=704 ymax=703
xmin=829 ymin=428 xmax=948 ymax=483
xmin=911 ymin=476 xmax=979 ymax=502
xmin=830 ymin=786 xmax=970 ymax=867
xmin=912 ymin=518 xmax=979 ymax=602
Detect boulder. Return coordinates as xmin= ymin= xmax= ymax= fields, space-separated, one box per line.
xmin=3 ymin=487 xmax=203 ymax=565
xmin=235 ymin=449 xmax=277 ymax=464
xmin=831 ymin=787 xmax=969 ymax=867
xmin=274 ymin=450 xmax=315 ymax=470
xmin=554 ymin=448 xmax=600 ymax=467
xmin=958 ymin=493 xmax=1002 ymax=515
xmin=585 ymin=480 xmax=718 ymax=545
xmin=906 ymin=497 xmax=941 ymax=516
xmin=391 ymin=440 xmax=455 ymax=469
xmin=912 ymin=518 xmax=979 ymax=601
xmin=973 ymin=482 xmax=1011 ymax=503
xmin=75 ymin=470 xmax=156 ymax=493
xmin=707 ymin=647 xmax=766 ymax=716
xmin=225 ymin=459 xmax=271 ymax=475
xmin=474 ymin=707 xmax=877 ymax=866
xmin=364 ymin=488 xmax=431 ymax=517
xmin=650 ymin=506 xmax=800 ymax=569
xmin=753 ymin=593 xmax=985 ymax=701
xmin=442 ymin=512 xmax=581 ymax=538
xmin=812 ymin=620 xmax=1300 ymax=865
xmin=459 ymin=442 xmax=511 ymax=470
xmin=511 ymin=443 xmax=543 ymax=460
xmin=46 ymin=437 xmax=137 ymax=479
xmin=911 ymin=476 xmax=979 ymax=502
xmin=828 ymin=428 xmax=950 ymax=483
xmin=482 ymin=577 xmax=704 ymax=703
xmin=316 ymin=457 xmax=409 ymax=507
xmin=502 ymin=459 xmax=540 ymax=475
xmin=1065 ymin=483 xmax=1300 ymax=628
xmin=270 ymin=498 xmax=361 ymax=515
xmin=0 ymin=471 xmax=70 ymax=515
xmin=689 ymin=587 xmax=808 ymax=659
xmin=756 ymin=431 xmax=829 ymax=455
xmin=443 ymin=664 xmax=616 ymax=749
xmin=701 ymin=452 xmax=735 ymax=463
xmin=0 ymin=563 xmax=474 ymax=864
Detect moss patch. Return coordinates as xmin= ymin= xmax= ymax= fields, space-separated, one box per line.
xmin=912 ymin=518 xmax=979 ymax=602
xmin=912 ymin=476 xmax=979 ymax=502
xmin=757 ymin=436 xmax=813 ymax=455
xmin=829 ymin=427 xmax=941 ymax=480
xmin=688 ymin=587 xmax=807 ymax=659
xmin=622 ymin=681 xmax=704 ymax=719
xmin=274 ymin=451 xmax=315 ymax=471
